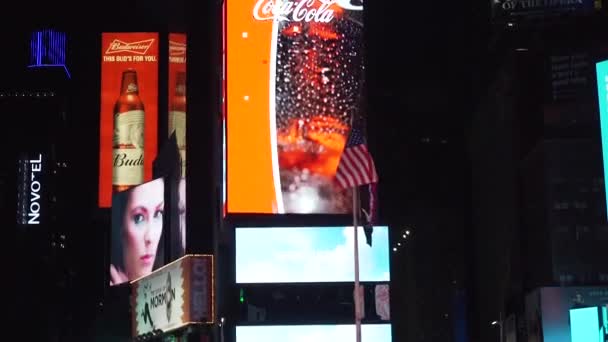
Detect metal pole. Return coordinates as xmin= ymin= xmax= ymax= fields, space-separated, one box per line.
xmin=499 ymin=312 xmax=503 ymax=342
xmin=353 ymin=188 xmax=361 ymax=342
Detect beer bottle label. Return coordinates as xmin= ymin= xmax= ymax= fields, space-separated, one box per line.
xmin=113 ymin=110 xmax=145 ymax=185
xmin=169 ymin=110 xmax=187 ymax=177
xmin=168 ymin=110 xmax=186 ymax=148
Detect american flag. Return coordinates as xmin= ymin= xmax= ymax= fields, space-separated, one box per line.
xmin=336 ymin=124 xmax=379 ymax=246
xmin=335 ymin=126 xmax=378 ymax=189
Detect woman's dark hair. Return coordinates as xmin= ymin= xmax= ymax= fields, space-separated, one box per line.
xmin=168 ymin=175 xmax=185 ymax=260
xmin=110 ymin=189 xmax=129 ymax=273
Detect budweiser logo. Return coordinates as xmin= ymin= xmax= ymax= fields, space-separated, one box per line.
xmin=253 ymin=0 xmax=337 ymax=23
xmin=106 ymin=39 xmax=155 ymax=55
xmin=169 ymin=40 xmax=187 ymax=56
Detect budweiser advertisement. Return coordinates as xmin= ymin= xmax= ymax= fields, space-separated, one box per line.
xmin=168 ymin=33 xmax=187 ymax=177
xmin=99 ymin=32 xmax=159 ymax=208
xmin=168 ymin=34 xmax=188 ymax=257
xmin=226 ymin=0 xmax=365 ymax=214
xmin=131 ymin=255 xmax=214 ymax=337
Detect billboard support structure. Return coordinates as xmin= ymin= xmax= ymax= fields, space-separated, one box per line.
xmin=352 ymin=187 xmax=362 ymax=342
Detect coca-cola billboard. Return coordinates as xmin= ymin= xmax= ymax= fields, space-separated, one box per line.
xmin=226 ymin=0 xmax=365 ymax=214
xmin=99 ymin=32 xmax=159 ymax=208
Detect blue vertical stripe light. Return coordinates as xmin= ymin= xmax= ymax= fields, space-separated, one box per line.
xmin=29 ymin=29 xmax=66 ymax=65
xmin=28 ymin=29 xmax=69 ymax=78
xmin=37 ymin=31 xmax=42 ymax=66
xmin=596 ymin=60 xmax=608 ymax=221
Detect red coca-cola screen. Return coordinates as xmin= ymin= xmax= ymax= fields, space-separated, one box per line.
xmin=226 ymin=0 xmax=365 ymax=214
xmin=99 ymin=32 xmax=159 ymax=208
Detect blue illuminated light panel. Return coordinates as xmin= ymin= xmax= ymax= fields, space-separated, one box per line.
xmin=596 ymin=60 xmax=608 ymax=221
xmin=569 ymin=307 xmax=600 ymax=342
xmin=28 ymin=29 xmax=69 ymax=79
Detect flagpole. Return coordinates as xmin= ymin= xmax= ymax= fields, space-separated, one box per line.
xmin=353 ymin=187 xmax=362 ymax=342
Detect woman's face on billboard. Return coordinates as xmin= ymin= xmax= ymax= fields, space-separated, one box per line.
xmin=123 ymin=178 xmax=164 ymax=280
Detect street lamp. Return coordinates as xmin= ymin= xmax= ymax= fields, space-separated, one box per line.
xmin=491 ymin=313 xmax=504 ymax=342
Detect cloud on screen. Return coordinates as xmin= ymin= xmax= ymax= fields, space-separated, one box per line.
xmin=235 ymin=226 xmax=390 ymax=283
xmin=236 ymin=324 xmax=392 ymax=342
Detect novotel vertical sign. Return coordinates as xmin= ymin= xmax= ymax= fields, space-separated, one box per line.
xmin=17 ymin=153 xmax=44 ymax=225
xmin=596 ymin=60 xmax=608 ymax=221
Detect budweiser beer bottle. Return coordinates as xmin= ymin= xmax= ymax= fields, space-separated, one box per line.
xmin=169 ymin=71 xmax=186 ymax=177
xmin=112 ymin=68 xmax=145 ymax=192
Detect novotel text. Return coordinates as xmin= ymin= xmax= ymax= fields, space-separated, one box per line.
xmin=28 ymin=154 xmax=42 ymax=225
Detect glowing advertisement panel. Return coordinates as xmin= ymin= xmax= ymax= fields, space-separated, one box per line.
xmin=236 ymin=324 xmax=392 ymax=342
xmin=596 ymin=60 xmax=608 ymax=220
xmin=527 ymin=287 xmax=608 ymax=342
xmin=130 ymin=255 xmax=214 ymax=337
xmin=235 ymin=226 xmax=390 ymax=283
xmin=569 ymin=307 xmax=602 ymax=342
xmin=168 ymin=33 xmax=187 ymax=177
xmin=168 ymin=33 xmax=188 ymax=256
xmin=226 ymin=0 xmax=365 ymax=214
xmin=110 ymin=178 xmax=166 ymax=286
xmin=99 ymin=32 xmax=159 ymax=208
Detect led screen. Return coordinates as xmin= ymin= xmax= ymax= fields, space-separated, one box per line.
xmin=528 ymin=287 xmax=608 ymax=342
xmin=222 ymin=2 xmax=227 ymax=216
xmin=236 ymin=226 xmax=390 ymax=283
xmin=168 ymin=33 xmax=187 ymax=257
xmin=226 ymin=0 xmax=365 ymax=214
xmin=168 ymin=33 xmax=187 ymax=177
xmin=596 ymin=60 xmax=608 ymax=220
xmin=236 ymin=324 xmax=391 ymax=342
xmin=99 ymin=32 xmax=159 ymax=208
xmin=569 ymin=307 xmax=601 ymax=342
xmin=110 ymin=177 xmax=166 ymax=286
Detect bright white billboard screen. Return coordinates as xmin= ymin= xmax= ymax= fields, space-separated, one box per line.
xmin=236 ymin=324 xmax=392 ymax=342
xmin=235 ymin=226 xmax=390 ymax=283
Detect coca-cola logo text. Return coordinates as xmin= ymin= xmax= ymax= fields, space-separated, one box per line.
xmin=253 ymin=0 xmax=337 ymax=23
xmin=106 ymin=39 xmax=155 ymax=55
